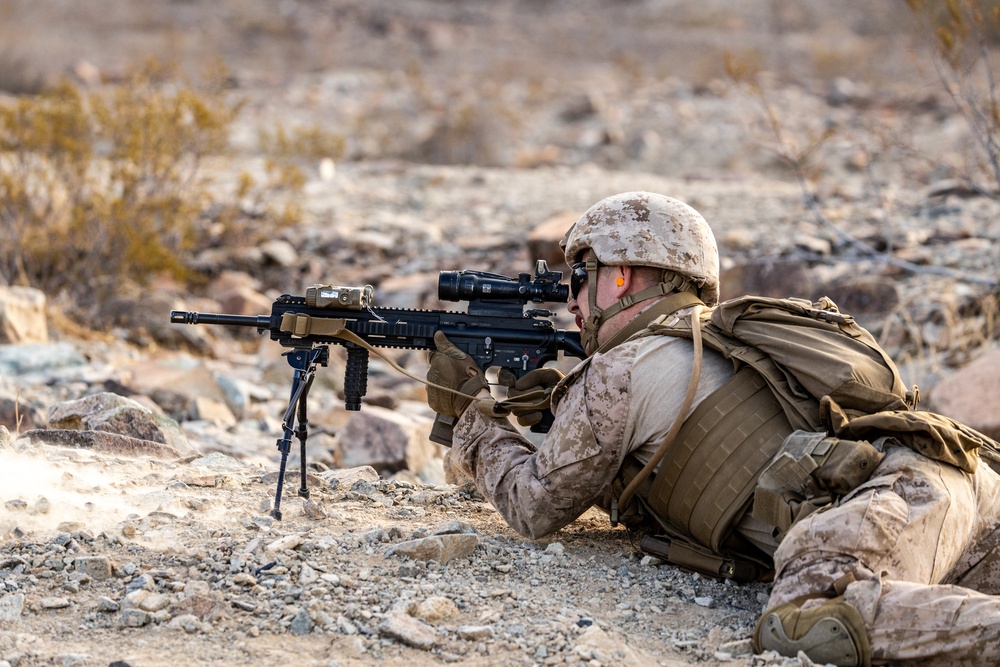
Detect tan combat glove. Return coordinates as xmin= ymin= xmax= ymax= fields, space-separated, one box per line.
xmin=426 ymin=331 xmax=488 ymax=418
xmin=499 ymin=367 xmax=565 ymax=427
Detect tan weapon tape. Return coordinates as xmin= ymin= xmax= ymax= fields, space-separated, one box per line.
xmin=615 ymin=305 xmax=704 ymax=514
xmin=279 ymin=312 xmax=540 ymax=409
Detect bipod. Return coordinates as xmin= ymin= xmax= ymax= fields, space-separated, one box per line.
xmin=270 ymin=345 xmax=329 ymax=519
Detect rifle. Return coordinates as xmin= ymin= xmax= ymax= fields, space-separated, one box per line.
xmin=170 ymin=260 xmax=586 ymax=519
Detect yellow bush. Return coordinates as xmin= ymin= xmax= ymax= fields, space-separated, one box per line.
xmin=0 ymin=61 xmax=236 ymax=305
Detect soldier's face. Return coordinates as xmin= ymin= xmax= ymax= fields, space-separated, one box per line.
xmin=567 ymin=251 xmax=618 ymax=331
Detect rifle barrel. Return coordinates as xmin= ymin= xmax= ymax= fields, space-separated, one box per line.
xmin=169 ymin=310 xmax=269 ymax=328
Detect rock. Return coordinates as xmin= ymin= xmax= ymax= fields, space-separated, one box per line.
xmin=428 ymin=519 xmax=477 ymax=536
xmin=189 ymin=396 xmax=237 ymax=427
xmin=218 ymin=284 xmax=273 ymax=317
xmin=96 ymin=597 xmax=120 ymax=613
xmin=171 ymin=593 xmax=229 ymax=622
xmin=930 ymin=347 xmax=1000 ymax=440
xmin=289 ymin=607 xmax=315 ymax=635
xmin=39 ymin=597 xmax=71 ymax=610
xmin=385 ymin=533 xmax=478 ymax=563
xmin=20 ymin=429 xmax=182 ymax=460
xmin=526 ymin=211 xmax=578 ymax=271
xmin=821 ymin=275 xmax=900 ymax=318
xmin=124 ymin=355 xmax=242 ymax=421
xmin=120 ymin=609 xmax=151 ymax=627
xmin=47 ymin=392 xmax=196 ymax=456
xmin=187 ymin=452 xmax=252 ymax=473
xmin=0 ymin=424 xmax=10 ymax=448
xmin=413 ymin=596 xmax=458 ymax=622
xmin=0 ymin=342 xmax=86 ymax=378
xmin=318 ymin=465 xmax=380 ymax=489
xmin=74 ymin=556 xmax=113 ymax=581
xmin=375 ymin=273 xmax=437 ymax=309
xmin=260 ymin=239 xmax=299 ymax=267
xmin=265 ymin=533 xmax=305 ymax=552
xmin=337 ymin=405 xmax=437 ymax=475
xmin=302 ymin=499 xmax=327 ymax=520
xmin=719 ymin=260 xmax=820 ymax=301
xmin=122 ymin=589 xmax=170 ymax=613
xmin=0 ymin=286 xmax=47 ymax=343
xmin=0 ymin=593 xmax=24 ymax=622
xmin=379 ymin=612 xmax=437 ymax=649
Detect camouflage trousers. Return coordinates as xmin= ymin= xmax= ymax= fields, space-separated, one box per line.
xmin=767 ymin=443 xmax=1000 ymax=665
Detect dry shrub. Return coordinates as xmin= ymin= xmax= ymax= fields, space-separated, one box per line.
xmin=0 ymin=60 xmax=237 ymax=308
xmin=906 ymin=0 xmax=1000 ymax=192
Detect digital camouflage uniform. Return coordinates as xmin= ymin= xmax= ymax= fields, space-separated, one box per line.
xmin=445 ymin=324 xmax=738 ymax=539
xmin=768 ymin=443 xmax=1000 ymax=665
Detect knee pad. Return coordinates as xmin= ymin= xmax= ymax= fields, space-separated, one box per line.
xmin=753 ymin=596 xmax=871 ymax=667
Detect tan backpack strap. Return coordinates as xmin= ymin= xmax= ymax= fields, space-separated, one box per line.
xmin=613 ymin=304 xmax=704 ymax=523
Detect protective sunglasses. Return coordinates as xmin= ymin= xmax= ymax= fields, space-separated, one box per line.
xmin=570 ymin=261 xmax=588 ymax=300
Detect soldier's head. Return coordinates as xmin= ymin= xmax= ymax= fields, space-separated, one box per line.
xmin=562 ymin=191 xmax=719 ymax=354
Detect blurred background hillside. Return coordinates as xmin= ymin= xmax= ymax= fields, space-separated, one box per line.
xmin=1 ymin=0 xmax=999 ymax=418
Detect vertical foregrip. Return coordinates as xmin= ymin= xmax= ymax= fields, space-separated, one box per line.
xmin=343 ymin=346 xmax=369 ymax=410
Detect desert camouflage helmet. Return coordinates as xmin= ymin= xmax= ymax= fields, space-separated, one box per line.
xmin=562 ymin=191 xmax=720 ymax=306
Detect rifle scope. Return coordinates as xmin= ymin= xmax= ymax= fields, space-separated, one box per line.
xmin=438 ymin=261 xmax=569 ymax=304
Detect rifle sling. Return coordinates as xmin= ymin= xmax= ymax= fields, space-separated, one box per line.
xmin=278 ymin=312 xmax=484 ymax=403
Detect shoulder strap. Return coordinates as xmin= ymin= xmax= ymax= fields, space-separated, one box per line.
xmin=612 ymin=304 xmax=704 ymax=523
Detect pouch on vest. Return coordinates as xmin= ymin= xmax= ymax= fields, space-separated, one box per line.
xmin=752 ymin=430 xmax=885 ymax=539
xmin=821 ymin=396 xmax=1000 ymax=474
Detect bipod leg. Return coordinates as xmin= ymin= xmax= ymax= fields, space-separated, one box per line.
xmin=295 ymin=372 xmax=315 ymax=499
xmin=270 ymin=347 xmax=322 ymax=520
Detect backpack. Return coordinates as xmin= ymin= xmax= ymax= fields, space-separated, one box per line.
xmin=653 ymin=295 xmax=916 ymax=430
xmin=617 ymin=294 xmax=999 ymax=581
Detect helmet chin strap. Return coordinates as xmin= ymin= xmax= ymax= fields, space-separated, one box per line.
xmin=581 ymin=259 xmax=700 ymax=355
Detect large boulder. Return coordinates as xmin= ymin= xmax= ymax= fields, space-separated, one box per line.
xmin=930 ymin=348 xmax=1000 ymax=441
xmin=335 ymin=403 xmax=439 ymax=475
xmin=45 ymin=391 xmax=197 ymax=457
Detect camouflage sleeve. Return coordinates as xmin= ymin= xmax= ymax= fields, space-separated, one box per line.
xmin=447 ymin=349 xmax=636 ymax=539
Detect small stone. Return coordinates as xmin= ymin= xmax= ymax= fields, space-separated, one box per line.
xmin=75 ymin=556 xmax=113 ymax=581
xmin=413 ymin=596 xmax=458 ymax=622
xmin=168 ymin=613 xmax=204 ymax=633
xmin=694 ymin=596 xmax=716 ymax=608
xmin=39 ymin=597 xmax=71 ymax=609
xmin=289 ymin=607 xmax=315 ymax=636
xmin=232 ymin=573 xmax=258 ymax=587
xmin=0 ymin=593 xmax=25 ymax=621
xmin=544 ymin=542 xmax=565 ymax=555
xmin=96 ymin=597 xmax=120 ymax=612
xmin=386 ymin=533 xmax=478 ymax=564
xmin=380 ymin=612 xmax=437 ymax=649
xmin=265 ymin=534 xmax=305 ymax=552
xmin=120 ymin=609 xmax=151 ymax=627
xmin=32 ymin=496 xmax=51 ymax=514
xmin=4 ymin=499 xmax=27 ymax=511
xmin=302 ymin=499 xmax=327 ymax=520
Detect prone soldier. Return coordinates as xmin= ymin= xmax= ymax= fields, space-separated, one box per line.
xmin=424 ymin=191 xmax=1000 ymax=666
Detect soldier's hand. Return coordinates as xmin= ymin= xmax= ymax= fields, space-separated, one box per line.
xmin=500 ymin=367 xmax=565 ymax=427
xmin=426 ymin=331 xmax=488 ymax=417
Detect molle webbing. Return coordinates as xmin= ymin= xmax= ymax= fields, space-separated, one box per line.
xmin=644 ymin=366 xmax=792 ymax=553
